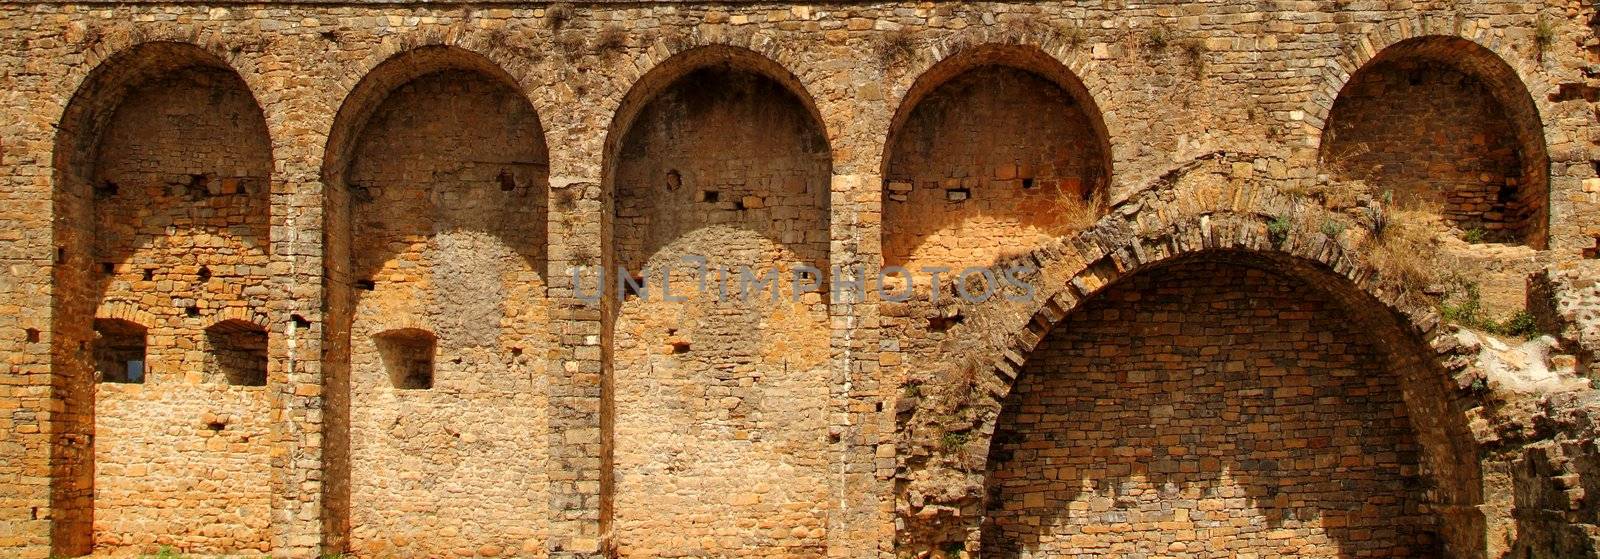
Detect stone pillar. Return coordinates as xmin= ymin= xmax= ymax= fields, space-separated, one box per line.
xmin=544 ymin=142 xmax=606 ymax=556
xmin=826 ymin=172 xmax=894 ymax=558
xmin=262 ymin=69 xmax=342 ymax=555
xmin=266 ymin=166 xmax=331 ymax=557
xmin=0 ymin=85 xmax=65 ymax=559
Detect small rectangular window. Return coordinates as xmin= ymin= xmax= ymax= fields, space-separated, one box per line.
xmin=93 ymin=318 xmax=147 ymax=384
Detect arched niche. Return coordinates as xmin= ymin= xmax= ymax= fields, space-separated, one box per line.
xmin=321 ymin=44 xmax=553 ymax=558
xmin=50 ymin=40 xmax=275 ymax=556
xmin=601 ymin=45 xmax=834 ymax=557
xmin=1320 ymin=36 xmax=1549 ymax=248
xmin=883 ymin=44 xmax=1113 ymax=273
xmin=976 ymin=250 xmax=1483 ymax=558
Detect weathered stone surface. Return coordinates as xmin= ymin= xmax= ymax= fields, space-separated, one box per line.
xmin=2 ymin=1 xmax=1600 ymax=558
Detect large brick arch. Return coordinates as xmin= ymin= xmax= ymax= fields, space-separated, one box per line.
xmin=895 ymin=154 xmax=1489 ymax=556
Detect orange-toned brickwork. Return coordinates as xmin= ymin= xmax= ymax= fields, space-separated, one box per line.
xmin=2 ymin=3 xmax=1600 ymax=559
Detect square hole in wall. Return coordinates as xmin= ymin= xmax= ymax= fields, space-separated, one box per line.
xmin=375 ymin=328 xmax=435 ymax=390
xmin=93 ymin=318 xmax=147 ymax=384
xmin=205 ymin=319 xmax=267 ymax=386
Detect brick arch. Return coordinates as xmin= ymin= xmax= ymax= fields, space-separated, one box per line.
xmin=883 ymin=43 xmax=1113 ymax=183
xmin=49 ymin=37 xmax=278 ymax=557
xmin=320 ymin=37 xmax=556 ymax=558
xmin=916 ymin=210 xmax=1487 ymax=556
xmin=58 ymin=30 xmax=293 ymax=178
xmin=879 ymin=42 xmax=1115 ymax=271
xmin=92 ymin=302 xmax=157 ymax=331
xmin=1302 ymin=23 xmax=1553 ymax=151
xmin=322 ymin=41 xmax=548 ymax=187
xmin=208 ymin=307 xmax=271 ymax=331
xmin=1309 ymin=29 xmax=1551 ymax=248
xmin=599 ymin=42 xmax=837 ymax=556
xmin=53 ymin=39 xmax=274 ymax=192
xmin=599 ymin=43 xmax=834 ymax=271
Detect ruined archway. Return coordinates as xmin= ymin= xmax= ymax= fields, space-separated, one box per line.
xmin=983 ymin=251 xmax=1459 ymax=557
xmin=1320 ymin=35 xmax=1549 ymax=248
xmin=890 ymin=160 xmax=1486 ymax=556
xmin=322 ymin=44 xmax=552 ymax=557
xmin=50 ymin=40 xmax=275 ymax=556
xmin=601 ymin=45 xmax=834 ymax=557
xmin=883 ymin=44 xmax=1113 ymax=273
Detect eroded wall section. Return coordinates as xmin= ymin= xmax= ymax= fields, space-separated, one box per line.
xmin=984 ymin=261 xmax=1437 ymax=557
xmin=610 ymin=66 xmax=833 ymax=557
xmin=343 ymin=69 xmax=552 ymax=557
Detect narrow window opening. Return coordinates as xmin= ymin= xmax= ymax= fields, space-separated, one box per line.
xmin=205 ymin=319 xmax=268 ymax=386
xmin=376 ymin=328 xmax=435 ymax=390
xmin=93 ymin=318 xmax=147 ymax=384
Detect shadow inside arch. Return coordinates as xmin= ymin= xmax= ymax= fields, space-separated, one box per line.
xmin=976 ymin=248 xmax=1485 ymax=558
xmin=1317 ymin=34 xmax=1549 ymax=249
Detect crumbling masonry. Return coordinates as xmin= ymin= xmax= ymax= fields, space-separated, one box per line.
xmin=11 ymin=1 xmax=1600 ymax=558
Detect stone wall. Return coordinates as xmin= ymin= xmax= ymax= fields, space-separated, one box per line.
xmin=0 ymin=1 xmax=1598 ymax=558
xmin=985 ymin=260 xmax=1434 ymax=557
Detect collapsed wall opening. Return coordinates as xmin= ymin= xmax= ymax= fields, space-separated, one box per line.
xmin=1320 ymin=36 xmax=1549 ymax=247
xmin=50 ymin=41 xmax=275 ymax=555
xmin=883 ymin=45 xmax=1112 ymax=273
xmin=322 ymin=45 xmax=552 ymax=557
xmin=980 ymin=252 xmax=1482 ymax=558
xmin=603 ymin=47 xmax=834 ymax=557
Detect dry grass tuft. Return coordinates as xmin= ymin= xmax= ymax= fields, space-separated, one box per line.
xmin=545 ymin=2 xmax=574 ymax=30
xmin=874 ymin=29 xmax=920 ymax=68
xmin=1361 ymin=197 xmax=1451 ymax=295
xmin=596 ymin=24 xmax=629 ymax=55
